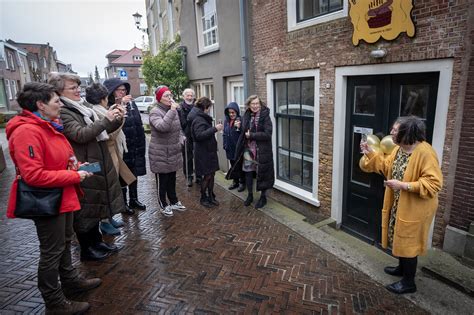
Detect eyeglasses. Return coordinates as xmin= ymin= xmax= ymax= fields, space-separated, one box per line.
xmin=64 ymin=85 xmax=80 ymax=91
xmin=162 ymin=93 xmax=174 ymax=98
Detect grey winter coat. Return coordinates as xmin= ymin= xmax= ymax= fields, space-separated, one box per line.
xmin=60 ymin=99 xmax=126 ymax=233
xmin=148 ymin=103 xmax=183 ymax=174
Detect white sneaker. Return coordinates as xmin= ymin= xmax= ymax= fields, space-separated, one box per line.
xmin=171 ymin=201 xmax=186 ymax=211
xmin=161 ymin=205 xmax=174 ymax=216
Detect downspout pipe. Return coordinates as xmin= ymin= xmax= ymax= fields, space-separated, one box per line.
xmin=239 ymin=0 xmax=249 ymax=99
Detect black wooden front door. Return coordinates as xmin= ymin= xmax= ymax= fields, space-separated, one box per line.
xmin=342 ymin=72 xmax=439 ymax=244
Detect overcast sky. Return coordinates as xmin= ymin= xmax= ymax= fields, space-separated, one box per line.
xmin=1 ymin=0 xmax=147 ymax=77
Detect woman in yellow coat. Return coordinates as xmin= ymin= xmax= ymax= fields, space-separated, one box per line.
xmin=360 ymin=116 xmax=443 ymax=294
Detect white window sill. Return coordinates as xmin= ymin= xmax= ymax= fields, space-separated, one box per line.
xmin=197 ymin=46 xmax=220 ymax=57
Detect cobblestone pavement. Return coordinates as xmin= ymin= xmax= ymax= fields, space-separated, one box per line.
xmin=0 ymin=132 xmax=426 ymax=314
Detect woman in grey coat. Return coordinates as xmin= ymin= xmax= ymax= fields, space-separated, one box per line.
xmin=149 ymin=86 xmax=186 ymax=217
xmin=49 ymin=73 xmax=126 ymax=261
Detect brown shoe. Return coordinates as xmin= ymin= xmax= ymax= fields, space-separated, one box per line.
xmin=63 ymin=278 xmax=102 ymax=295
xmin=46 ymin=299 xmax=90 ymax=315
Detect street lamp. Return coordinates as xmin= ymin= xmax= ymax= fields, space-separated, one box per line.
xmin=132 ymin=12 xmax=148 ymax=34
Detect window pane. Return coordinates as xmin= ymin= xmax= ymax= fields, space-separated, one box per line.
xmin=351 ymin=132 xmax=370 ymax=186
xmin=289 ymin=119 xmax=302 ymax=152
xmin=301 ymin=80 xmax=314 ymax=117
xmin=276 ymin=81 xmax=287 ymax=114
xmin=303 ymin=120 xmax=313 ymax=154
xmin=135 ymin=96 xmax=144 ymax=102
xmin=399 ymin=85 xmax=429 ymax=118
xmin=303 ymin=157 xmax=313 ymax=188
xmin=278 ymin=118 xmax=289 ymax=150
xmin=289 ymin=152 xmax=302 ymax=184
xmin=278 ymin=148 xmax=290 ymax=180
xmin=297 ymin=0 xmax=342 ymax=21
xmin=354 ymin=85 xmax=376 ymax=115
xmin=288 ymin=81 xmax=301 ymax=115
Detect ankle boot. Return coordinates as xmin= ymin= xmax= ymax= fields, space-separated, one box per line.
xmin=46 ymin=299 xmax=90 ymax=315
xmin=62 ymin=278 xmax=102 ymax=295
xmin=255 ymin=195 xmax=267 ymax=209
xmin=129 ymin=198 xmax=146 ymax=210
xmin=244 ymin=194 xmax=254 ymax=206
xmin=200 ymin=193 xmax=213 ymax=208
xmin=208 ymin=191 xmax=219 ymax=206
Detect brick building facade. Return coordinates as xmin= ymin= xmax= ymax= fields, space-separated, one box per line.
xmin=247 ymin=0 xmax=473 ymax=254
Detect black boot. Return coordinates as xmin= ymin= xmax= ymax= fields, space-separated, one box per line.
xmin=384 ymin=266 xmax=403 ymax=276
xmin=129 ymin=199 xmax=146 ymax=210
xmin=208 ymin=190 xmax=219 ymax=206
xmin=255 ymin=195 xmax=267 ymax=209
xmin=200 ymin=193 xmax=213 ymax=208
xmin=237 ymin=183 xmax=246 ymax=192
xmin=244 ymin=194 xmax=253 ymax=206
xmin=228 ymin=181 xmax=239 ymax=190
xmin=129 ymin=181 xmax=146 ymax=210
xmin=187 ymin=177 xmax=193 ymax=187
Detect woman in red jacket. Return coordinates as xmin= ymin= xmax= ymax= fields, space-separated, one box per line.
xmin=6 ymin=83 xmax=100 ymax=314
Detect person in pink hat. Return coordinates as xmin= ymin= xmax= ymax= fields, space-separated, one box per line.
xmin=148 ymin=86 xmax=186 ymax=216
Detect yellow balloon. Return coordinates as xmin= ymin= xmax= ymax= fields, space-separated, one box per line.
xmin=370 ymin=145 xmax=383 ymax=154
xmin=380 ymin=135 xmax=396 ymax=155
xmin=359 ymin=156 xmax=366 ymax=170
xmin=366 ymin=134 xmax=380 ymax=147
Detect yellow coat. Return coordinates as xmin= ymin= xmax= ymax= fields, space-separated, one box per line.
xmin=360 ymin=141 xmax=443 ymax=257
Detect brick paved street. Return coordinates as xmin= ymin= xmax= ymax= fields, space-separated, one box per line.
xmin=0 ymin=132 xmax=426 ymax=314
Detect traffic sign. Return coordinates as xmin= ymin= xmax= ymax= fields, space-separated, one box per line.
xmin=118 ymin=70 xmax=128 ymax=80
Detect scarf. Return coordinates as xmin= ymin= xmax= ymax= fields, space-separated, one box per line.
xmin=61 ymin=96 xmax=109 ymax=142
xmin=92 ymin=104 xmax=128 ymax=154
xmin=32 ymin=111 xmax=64 ymax=133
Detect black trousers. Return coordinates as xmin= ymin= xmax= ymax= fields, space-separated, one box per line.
xmin=156 ymin=172 xmax=178 ymax=208
xmin=33 ymin=212 xmax=80 ymax=306
xmin=182 ymin=140 xmax=194 ymax=179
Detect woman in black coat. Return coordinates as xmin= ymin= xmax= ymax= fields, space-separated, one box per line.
xmin=103 ymin=78 xmax=147 ymax=214
xmin=191 ymin=97 xmax=224 ymax=207
xmin=227 ymin=95 xmax=275 ymax=209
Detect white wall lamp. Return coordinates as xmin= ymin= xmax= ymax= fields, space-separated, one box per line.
xmin=370 ymin=48 xmax=387 ymax=59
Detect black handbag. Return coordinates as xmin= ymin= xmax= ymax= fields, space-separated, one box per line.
xmin=14 ymin=169 xmax=63 ymax=218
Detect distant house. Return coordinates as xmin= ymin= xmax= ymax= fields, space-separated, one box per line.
xmin=8 ymin=41 xmax=59 ymax=83
xmin=104 ymin=47 xmax=147 ymax=97
xmin=0 ymin=40 xmax=25 ymax=112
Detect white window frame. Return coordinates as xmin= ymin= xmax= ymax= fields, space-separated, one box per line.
xmin=8 ymin=52 xmax=15 ymax=71
xmin=287 ymin=0 xmax=348 ymax=32
xmin=195 ymin=0 xmax=219 ymax=54
xmin=192 ymin=80 xmax=215 ymax=118
xmin=6 ymin=80 xmax=12 ymax=100
xmin=267 ymin=69 xmax=320 ymax=206
xmin=17 ymin=53 xmax=26 ymax=74
xmin=11 ymin=80 xmax=17 ymax=99
xmin=226 ymin=76 xmax=244 ymax=113
xmin=167 ymin=0 xmax=174 ymax=39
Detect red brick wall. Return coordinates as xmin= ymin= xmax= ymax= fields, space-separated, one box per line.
xmin=249 ymin=0 xmax=471 ymax=246
xmin=448 ymin=6 xmax=474 ymax=232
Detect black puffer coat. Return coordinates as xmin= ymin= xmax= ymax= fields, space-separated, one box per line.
xmin=60 ymin=99 xmax=126 ymax=233
xmin=191 ymin=109 xmax=219 ymax=176
xmin=103 ymin=78 xmax=146 ymax=176
xmin=227 ymin=106 xmax=275 ymax=191
xmin=121 ymin=102 xmax=147 ymax=176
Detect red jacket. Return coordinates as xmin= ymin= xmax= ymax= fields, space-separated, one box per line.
xmin=6 ymin=110 xmax=82 ymax=218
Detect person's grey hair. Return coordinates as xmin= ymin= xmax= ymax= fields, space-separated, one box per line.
xmin=182 ymin=88 xmax=195 ymax=97
xmin=47 ymin=72 xmax=81 ymax=94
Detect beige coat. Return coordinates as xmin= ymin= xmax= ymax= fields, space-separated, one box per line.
xmin=360 ymin=141 xmax=443 ymax=257
xmin=93 ymin=105 xmax=136 ymax=185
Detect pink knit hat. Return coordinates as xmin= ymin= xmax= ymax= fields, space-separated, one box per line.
xmin=155 ymin=85 xmax=170 ymax=103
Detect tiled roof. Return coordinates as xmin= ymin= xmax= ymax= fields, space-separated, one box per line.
xmin=110 ymin=47 xmax=143 ymax=65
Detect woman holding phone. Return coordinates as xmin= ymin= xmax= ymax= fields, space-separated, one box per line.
xmin=49 ymin=73 xmax=126 ymax=261
xmin=149 ymin=85 xmax=186 ymax=216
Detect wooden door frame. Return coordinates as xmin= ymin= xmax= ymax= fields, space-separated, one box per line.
xmin=331 ymin=59 xmax=453 ymax=249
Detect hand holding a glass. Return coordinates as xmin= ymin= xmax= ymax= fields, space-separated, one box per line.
xmin=216 ymin=119 xmax=224 ymax=133
xmin=360 ymin=134 xmax=373 ymax=154
xmin=234 ymin=117 xmax=241 ymax=131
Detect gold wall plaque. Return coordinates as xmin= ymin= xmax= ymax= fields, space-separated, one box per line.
xmin=350 ymin=0 xmax=415 ymax=46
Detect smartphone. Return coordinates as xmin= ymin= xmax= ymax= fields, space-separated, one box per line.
xmin=78 ymin=162 xmax=101 ymax=174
